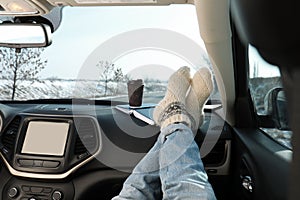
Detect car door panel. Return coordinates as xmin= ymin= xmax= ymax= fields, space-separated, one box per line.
xmin=232 ymin=128 xmax=291 ymax=200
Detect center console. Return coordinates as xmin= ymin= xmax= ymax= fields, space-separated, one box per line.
xmin=0 ymin=113 xmax=101 ymax=200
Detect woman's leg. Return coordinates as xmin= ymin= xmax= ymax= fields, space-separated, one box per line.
xmin=114 ymin=66 xmax=216 ymax=199
xmin=114 ymin=123 xmax=216 ymax=200
xmin=154 ymin=67 xmax=216 ymax=199
xmin=113 ymin=66 xmax=192 ymax=200
xmin=112 ymin=138 xmax=162 ymax=200
xmin=158 ymin=123 xmax=216 ymax=200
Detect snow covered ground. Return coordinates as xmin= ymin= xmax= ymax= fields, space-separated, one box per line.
xmin=0 ymin=79 xmax=167 ymax=101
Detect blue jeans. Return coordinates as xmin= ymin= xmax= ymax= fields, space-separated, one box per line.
xmin=112 ymin=123 xmax=217 ymax=200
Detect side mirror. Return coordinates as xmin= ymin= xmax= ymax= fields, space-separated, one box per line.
xmin=0 ymin=23 xmax=52 ymax=48
xmin=264 ymin=88 xmax=289 ymax=130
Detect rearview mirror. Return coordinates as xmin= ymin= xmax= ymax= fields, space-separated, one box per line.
xmin=264 ymin=87 xmax=289 ymax=130
xmin=0 ymin=23 xmax=52 ymax=48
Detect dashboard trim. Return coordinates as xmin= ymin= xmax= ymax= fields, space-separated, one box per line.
xmin=0 ymin=114 xmax=102 ymax=179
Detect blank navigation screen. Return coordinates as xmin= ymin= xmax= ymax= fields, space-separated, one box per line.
xmin=21 ymin=121 xmax=70 ymax=156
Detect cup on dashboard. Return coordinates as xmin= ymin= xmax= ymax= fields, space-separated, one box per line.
xmin=127 ymin=79 xmax=144 ymax=107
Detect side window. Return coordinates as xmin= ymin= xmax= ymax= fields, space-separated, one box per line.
xmin=248 ymin=45 xmax=292 ymax=149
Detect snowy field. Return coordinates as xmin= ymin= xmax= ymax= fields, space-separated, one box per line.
xmin=0 ymin=79 xmax=167 ymax=101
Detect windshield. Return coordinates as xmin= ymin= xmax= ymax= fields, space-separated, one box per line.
xmin=0 ymin=5 xmax=215 ymax=103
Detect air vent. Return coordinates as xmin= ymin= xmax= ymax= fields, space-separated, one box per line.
xmin=74 ymin=118 xmax=97 ymax=157
xmin=1 ymin=117 xmax=21 ymax=157
xmin=202 ymin=140 xmax=226 ymax=166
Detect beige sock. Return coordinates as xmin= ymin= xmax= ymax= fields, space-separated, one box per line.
xmin=186 ymin=67 xmax=213 ymax=130
xmin=153 ymin=66 xmax=192 ymax=129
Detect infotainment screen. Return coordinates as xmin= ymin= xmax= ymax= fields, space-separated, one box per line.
xmin=21 ymin=121 xmax=70 ymax=156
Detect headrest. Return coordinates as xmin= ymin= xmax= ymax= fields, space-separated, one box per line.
xmin=231 ymin=0 xmax=300 ymax=67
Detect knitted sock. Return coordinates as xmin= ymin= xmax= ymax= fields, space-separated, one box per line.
xmin=153 ymin=66 xmax=192 ymax=129
xmin=186 ymin=67 xmax=213 ymax=130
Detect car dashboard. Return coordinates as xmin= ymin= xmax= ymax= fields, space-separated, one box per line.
xmin=0 ymin=101 xmax=231 ymax=200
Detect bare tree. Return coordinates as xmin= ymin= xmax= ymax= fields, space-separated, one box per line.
xmin=201 ymin=53 xmax=213 ymax=69
xmin=113 ymin=67 xmax=124 ymax=94
xmin=0 ymin=48 xmax=47 ymax=100
xmin=97 ymin=60 xmax=115 ymax=96
xmin=114 ymin=68 xmax=124 ymax=82
xmin=123 ymin=74 xmax=132 ymax=82
xmin=252 ymin=61 xmax=259 ymax=78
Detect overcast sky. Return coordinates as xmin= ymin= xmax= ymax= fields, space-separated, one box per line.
xmin=40 ymin=5 xmax=206 ymax=80
xmin=39 ymin=5 xmax=279 ymax=81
